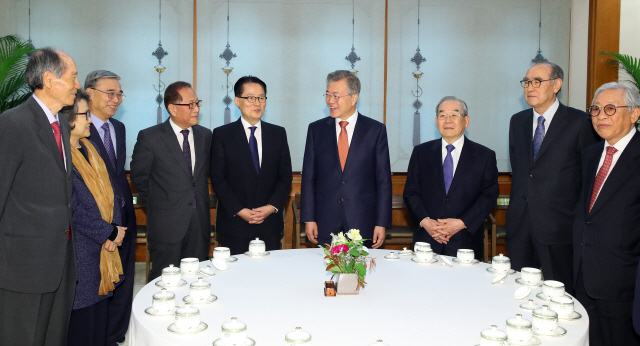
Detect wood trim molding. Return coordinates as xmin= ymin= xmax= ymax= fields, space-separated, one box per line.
xmin=193 ymin=0 xmax=198 ymax=91
xmin=586 ymin=0 xmax=621 ymax=107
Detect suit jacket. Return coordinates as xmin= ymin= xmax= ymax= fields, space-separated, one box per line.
xmin=88 ymin=119 xmax=136 ymax=236
xmin=0 ymin=96 xmax=76 ymax=293
xmin=210 ymin=119 xmax=292 ymax=239
xmin=130 ymin=119 xmax=211 ymax=244
xmin=403 ymin=137 xmax=499 ymax=244
xmin=300 ymin=114 xmax=392 ymax=240
xmin=507 ymin=103 xmax=600 ymax=245
xmin=573 ymin=132 xmax=640 ymax=302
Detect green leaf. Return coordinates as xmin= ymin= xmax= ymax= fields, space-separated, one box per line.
xmin=0 ymin=35 xmax=35 ymax=113
xmin=348 ymin=248 xmax=360 ymax=257
xmin=356 ymin=263 xmax=366 ymax=276
xmin=601 ymin=51 xmax=640 ymax=90
xmin=361 ymin=250 xmax=369 ymax=256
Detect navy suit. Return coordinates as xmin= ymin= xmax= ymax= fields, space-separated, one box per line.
xmin=301 ymin=114 xmax=391 ymax=246
xmin=87 ymin=119 xmax=135 ymax=345
xmin=574 ymin=131 xmax=640 ymax=345
xmin=403 ymin=137 xmax=499 ymax=259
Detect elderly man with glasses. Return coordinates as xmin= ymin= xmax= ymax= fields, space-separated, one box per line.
xmin=574 ymin=82 xmax=640 ymax=345
xmin=130 ymin=81 xmax=212 ymax=281
xmin=506 ymin=62 xmax=600 ymax=295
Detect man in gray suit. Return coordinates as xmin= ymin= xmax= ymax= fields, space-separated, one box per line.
xmin=0 ymin=48 xmax=80 ymax=346
xmin=131 ymin=81 xmax=212 ymax=281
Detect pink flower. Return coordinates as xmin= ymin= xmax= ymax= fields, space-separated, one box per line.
xmin=331 ymin=244 xmax=349 ymax=254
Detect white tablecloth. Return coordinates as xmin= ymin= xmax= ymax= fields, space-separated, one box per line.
xmin=129 ymin=248 xmax=588 ymax=346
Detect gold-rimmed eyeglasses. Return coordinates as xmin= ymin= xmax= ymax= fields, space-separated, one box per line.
xmin=437 ymin=112 xmax=463 ymax=120
xmin=588 ymin=104 xmax=632 ymax=117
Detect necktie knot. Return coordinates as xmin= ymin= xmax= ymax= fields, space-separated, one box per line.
xmin=249 ymin=126 xmax=257 ymax=135
xmin=339 ymin=121 xmax=348 ymax=129
xmin=446 ymin=144 xmax=455 ymax=154
xmin=181 ymin=129 xmax=189 ymax=138
xmin=101 ymin=123 xmax=109 ymax=131
xmin=537 ymin=115 xmax=545 ymax=126
xmin=606 ymin=146 xmax=618 ymax=156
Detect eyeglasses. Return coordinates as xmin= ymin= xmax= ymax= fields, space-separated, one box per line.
xmin=437 ymin=112 xmax=463 ymax=120
xmin=76 ymin=111 xmax=90 ymax=121
xmin=520 ymin=79 xmax=555 ymax=88
xmin=237 ymin=96 xmax=267 ymax=103
xmin=587 ymin=104 xmax=632 ymax=117
xmin=173 ymin=100 xmax=203 ymax=109
xmin=324 ymin=93 xmax=351 ymax=101
xmin=89 ymin=87 xmax=125 ymax=100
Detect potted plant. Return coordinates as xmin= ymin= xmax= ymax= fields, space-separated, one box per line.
xmin=603 ymin=51 xmax=640 ymax=128
xmin=0 ymin=35 xmax=36 ymax=113
xmin=320 ymin=229 xmax=376 ymax=294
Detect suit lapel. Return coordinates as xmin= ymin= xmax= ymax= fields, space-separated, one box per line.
xmin=29 ymin=99 xmax=66 ymax=172
xmin=583 ymin=144 xmax=602 ymax=214
xmin=344 ymin=115 xmax=368 ymax=174
xmin=114 ymin=121 xmax=126 ymax=176
xmin=535 ymin=103 xmax=568 ymax=162
xmin=448 ymin=137 xmax=475 ymax=195
xmin=192 ymin=126 xmax=206 ymax=180
xmin=324 ymin=117 xmax=342 ymax=173
xmin=233 ymin=119 xmax=259 ymax=177
xmin=520 ymin=110 xmax=534 ymax=167
xmin=89 ymin=123 xmax=116 ymax=177
xmin=429 ymin=140 xmax=447 ymax=194
xmin=160 ymin=120 xmax=192 ymax=178
xmin=59 ymin=114 xmax=73 ymax=177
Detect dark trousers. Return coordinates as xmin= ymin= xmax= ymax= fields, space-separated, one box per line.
xmin=575 ymin=268 xmax=640 ymax=346
xmin=414 ymin=228 xmax=484 ymax=261
xmin=0 ymin=242 xmax=76 ymax=346
xmin=220 ymin=233 xmax=280 ymax=256
xmin=106 ymin=225 xmax=135 ymax=345
xmin=508 ymin=210 xmax=573 ymax=294
xmin=148 ymin=208 xmax=208 ymax=281
xmin=67 ymin=298 xmax=109 ymax=346
xmin=316 ymin=208 xmax=375 ymax=249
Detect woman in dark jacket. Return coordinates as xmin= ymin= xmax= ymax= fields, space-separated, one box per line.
xmin=62 ymin=90 xmax=126 ymax=346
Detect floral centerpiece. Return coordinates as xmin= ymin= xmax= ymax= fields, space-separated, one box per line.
xmin=320 ymin=229 xmax=376 ymax=290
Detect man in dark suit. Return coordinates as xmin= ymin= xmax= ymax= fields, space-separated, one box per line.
xmin=574 ymin=82 xmax=640 ymax=346
xmin=211 ymin=76 xmax=292 ymax=255
xmin=130 ymin=81 xmax=212 ymax=281
xmin=0 ymin=48 xmax=80 ymax=346
xmin=301 ymin=70 xmax=391 ymax=248
xmin=84 ymin=70 xmax=135 ymax=346
xmin=507 ymin=62 xmax=600 ymax=292
xmin=404 ymin=96 xmax=499 ymax=259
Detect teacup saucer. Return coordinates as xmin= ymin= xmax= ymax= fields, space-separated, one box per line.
xmin=226 ymin=256 xmax=238 ymax=262
xmin=199 ymin=267 xmax=216 ymax=277
xmin=534 ymin=326 xmax=567 ymax=337
xmin=144 ymin=307 xmax=176 ymax=316
xmin=451 ymin=258 xmax=479 ymax=265
xmin=411 ymin=257 xmax=438 ymax=264
xmin=182 ymin=294 xmax=217 ymax=304
xmin=440 ymin=256 xmax=453 ymax=267
xmin=492 ymin=272 xmax=508 ymax=285
xmin=559 ymin=311 xmax=582 ymax=320
xmin=509 ymin=336 xmax=541 ymax=345
xmin=167 ymin=322 xmax=208 ymax=334
xmin=515 ymin=278 xmax=542 ymax=287
xmin=535 ymin=292 xmax=571 ymax=301
xmin=486 ymin=267 xmax=516 ymax=275
xmin=244 ymin=251 xmax=270 ymax=257
xmin=398 ymin=248 xmax=414 ymax=256
xmin=519 ymin=300 xmax=540 ymax=311
xmin=155 ymin=279 xmax=187 ymax=289
xmin=384 ymin=253 xmax=400 ymax=260
xmin=212 ymin=337 xmax=256 ymax=346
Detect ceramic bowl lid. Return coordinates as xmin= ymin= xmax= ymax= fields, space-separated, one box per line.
xmin=492 ymin=253 xmax=510 ymax=263
xmin=175 ymin=305 xmax=199 ymax=317
xmin=250 ymin=237 xmax=264 ymax=245
xmin=533 ymin=305 xmax=558 ymax=319
xmin=190 ymin=278 xmax=211 ymax=289
xmin=368 ymin=341 xmax=390 ymax=346
xmin=152 ymin=288 xmax=175 ymax=301
xmin=506 ymin=314 xmax=532 ymax=329
xmin=222 ymin=317 xmax=247 ymax=333
xmin=285 ymin=327 xmax=312 ymax=343
xmin=162 ymin=264 xmax=181 ymax=274
xmin=181 ymin=257 xmax=199 ymax=263
xmin=481 ymin=325 xmax=508 ymax=341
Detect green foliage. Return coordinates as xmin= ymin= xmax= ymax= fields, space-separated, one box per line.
xmin=602 ymin=51 xmax=640 ymax=90
xmin=0 ymin=35 xmax=36 ymax=113
xmin=319 ymin=229 xmax=376 ymax=290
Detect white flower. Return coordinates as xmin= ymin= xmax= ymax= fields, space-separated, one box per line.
xmin=337 ymin=232 xmax=347 ymax=244
xmin=361 ymin=246 xmax=368 ymax=253
xmin=347 ymin=229 xmax=362 ymax=241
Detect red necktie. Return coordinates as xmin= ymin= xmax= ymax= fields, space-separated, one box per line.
xmin=51 ymin=121 xmax=64 ymax=162
xmin=338 ymin=121 xmax=349 ymax=171
xmin=589 ymin=146 xmax=617 ymax=212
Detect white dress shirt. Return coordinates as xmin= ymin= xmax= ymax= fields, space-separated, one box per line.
xmin=33 ymin=94 xmax=66 ymax=168
xmin=441 ymin=135 xmax=465 ymax=176
xmin=240 ymin=117 xmax=262 ymax=166
xmin=593 ymin=127 xmax=637 ymax=201
xmin=532 ymin=98 xmax=560 ymax=136
xmin=335 ymin=110 xmax=359 ymax=146
xmin=169 ymin=118 xmax=195 ymax=172
xmin=90 ymin=113 xmax=117 ymax=157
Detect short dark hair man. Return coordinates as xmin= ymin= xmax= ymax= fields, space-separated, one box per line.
xmin=0 ymin=47 xmax=80 ymax=345
xmin=404 ymin=96 xmax=499 ymax=259
xmin=211 ymin=76 xmax=292 ymax=255
xmin=130 ymin=81 xmax=212 ymax=281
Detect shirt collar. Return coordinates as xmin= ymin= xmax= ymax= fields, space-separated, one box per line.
xmin=240 ymin=116 xmax=261 ymax=130
xmin=32 ymin=94 xmax=57 ymax=124
xmin=441 ymin=135 xmax=465 ymax=150
xmin=90 ymin=112 xmax=108 ymax=129
xmin=608 ymin=126 xmax=637 ymax=151
xmin=335 ymin=109 xmax=358 ymax=126
xmin=169 ymin=117 xmax=191 ymax=135
xmin=533 ymin=97 xmax=560 ymax=121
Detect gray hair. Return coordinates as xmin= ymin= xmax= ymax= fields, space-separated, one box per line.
xmin=326 ymin=70 xmax=360 ymax=95
xmin=84 ymin=70 xmax=121 ymax=90
xmin=435 ymin=96 xmax=469 ymax=117
xmin=592 ymin=82 xmax=640 ymax=110
xmin=532 ymin=61 xmax=564 ymax=81
xmin=24 ymin=47 xmax=68 ymax=91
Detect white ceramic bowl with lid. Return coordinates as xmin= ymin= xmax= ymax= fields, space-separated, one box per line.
xmin=542 ymin=280 xmax=565 ymax=298
xmin=415 ymin=248 xmax=433 ymax=262
xmin=550 ymin=295 xmax=574 ymax=319
xmin=174 ymin=305 xmax=200 ymax=332
xmin=161 ymin=264 xmax=182 ymax=286
xmin=532 ymin=305 xmax=559 ymax=335
xmin=221 ymin=317 xmax=248 ymax=346
xmin=189 ymin=277 xmax=211 ymax=302
xmin=284 ymin=327 xmax=312 ymax=345
xmin=457 ymin=249 xmax=475 ymax=263
xmin=491 ymin=254 xmax=511 ymax=274
xmin=249 ymin=238 xmax=266 ymax=255
xmin=180 ymin=257 xmax=200 ymax=275
xmin=480 ymin=325 xmax=508 ymax=346
xmin=214 ymin=247 xmax=231 ymax=260
xmin=506 ymin=314 xmax=533 ymax=345
xmin=152 ymin=288 xmax=175 ymax=314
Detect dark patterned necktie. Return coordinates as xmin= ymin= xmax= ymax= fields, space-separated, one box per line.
xmin=532 ymin=115 xmax=545 ymax=160
xmin=181 ymin=130 xmax=196 ymax=209
xmin=443 ymin=144 xmax=455 ymax=194
xmin=101 ymin=123 xmax=117 ymax=172
xmin=249 ymin=126 xmax=260 ymax=175
xmin=51 ymin=121 xmax=63 ymax=162
xmin=589 ymin=146 xmax=617 ymax=212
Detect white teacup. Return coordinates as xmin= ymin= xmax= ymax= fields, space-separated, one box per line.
xmin=180 ymin=257 xmax=199 ymax=275
xmin=457 ymin=249 xmax=474 ymax=263
xmin=249 ymin=238 xmax=266 ymax=255
xmin=152 ymin=288 xmax=175 ymax=314
xmin=414 ymin=242 xmax=431 ymax=252
xmin=506 ymin=314 xmax=533 ymax=345
xmin=521 ymin=267 xmax=542 ymax=285
xmin=532 ymin=305 xmax=558 ymax=335
xmin=542 ymin=280 xmax=565 ymax=298
xmin=221 ymin=317 xmax=248 ymax=346
xmin=479 ymin=325 xmax=508 ymax=346
xmin=161 ymin=264 xmax=182 ymax=286
xmin=491 ymin=253 xmax=511 ymax=274
xmin=190 ymin=277 xmax=212 ymax=302
xmin=549 ymin=296 xmax=574 ymax=319
xmin=175 ymin=305 xmax=200 ymax=332
xmin=214 ymin=247 xmax=231 ymax=260
xmin=415 ymin=248 xmax=433 ymax=262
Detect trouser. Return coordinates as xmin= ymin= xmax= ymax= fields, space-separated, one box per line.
xmin=106 ymin=224 xmax=135 ymax=345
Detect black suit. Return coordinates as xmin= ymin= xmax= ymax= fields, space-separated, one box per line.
xmin=0 ymin=96 xmax=77 ymax=346
xmin=573 ymin=131 xmax=640 ymax=346
xmin=507 ymin=102 xmax=599 ymax=291
xmin=130 ymin=119 xmax=211 ymax=281
xmin=404 ymin=137 xmax=499 ymax=259
xmin=87 ymin=118 xmax=135 ymax=345
xmin=211 ymin=119 xmax=292 ymax=255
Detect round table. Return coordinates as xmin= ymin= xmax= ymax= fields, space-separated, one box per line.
xmin=129 ymin=248 xmax=588 ymax=345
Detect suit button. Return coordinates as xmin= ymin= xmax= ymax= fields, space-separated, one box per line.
xmin=68 ymin=204 xmax=71 ymax=208
xmin=585 ymin=221 xmax=592 ymax=225
xmin=64 ymin=230 xmax=69 ymax=234
xmin=444 ymin=198 xmax=449 ymax=202
xmin=341 ymin=181 xmax=346 ymax=184
xmin=529 ymin=174 xmax=533 ymax=178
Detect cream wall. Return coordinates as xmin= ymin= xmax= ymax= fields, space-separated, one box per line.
xmin=619 ymin=0 xmax=640 ymax=84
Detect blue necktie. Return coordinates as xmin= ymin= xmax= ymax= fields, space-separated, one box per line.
xmin=101 ymin=123 xmax=117 ymax=172
xmin=249 ymin=126 xmax=260 ymax=175
xmin=181 ymin=130 xmax=196 ymax=209
xmin=532 ymin=115 xmax=545 ymax=160
xmin=443 ymin=144 xmax=455 ymax=194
